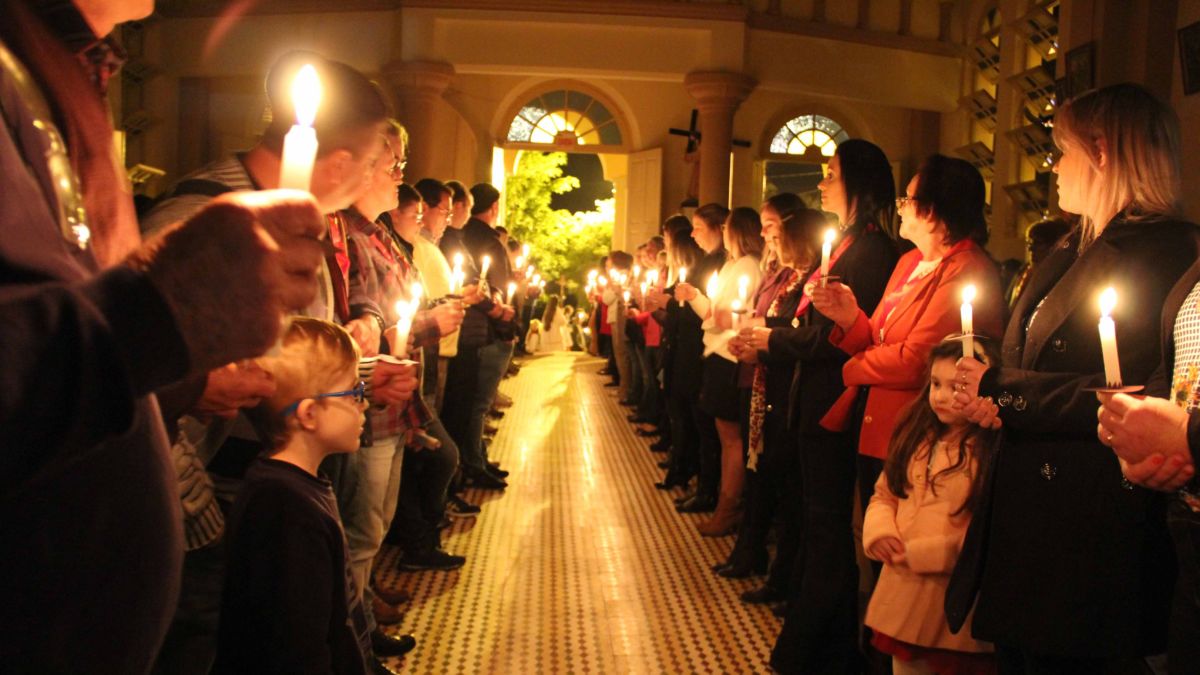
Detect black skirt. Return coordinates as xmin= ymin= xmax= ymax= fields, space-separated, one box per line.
xmin=699 ymin=354 xmax=741 ymax=421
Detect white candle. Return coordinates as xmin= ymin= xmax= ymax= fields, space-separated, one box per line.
xmin=632 ymin=265 xmax=641 ymax=281
xmin=1099 ymin=287 xmax=1122 ymax=387
xmin=515 ymin=255 xmax=525 ymax=271
xmin=525 ymin=264 xmax=534 ymax=279
xmin=706 ymin=271 xmax=719 ymax=299
xmin=820 ymin=228 xmax=836 ymax=286
xmin=738 ymin=274 xmax=750 ymax=303
xmin=677 ymin=266 xmax=688 ymax=306
xmin=522 ymin=243 xmax=531 ymax=259
xmin=532 ymin=274 xmax=542 ymax=287
xmin=731 ymin=298 xmax=743 ymax=331
xmin=961 ymin=284 xmax=976 ymax=359
xmin=648 ymin=269 xmax=660 ymax=289
xmin=599 ymin=275 xmax=608 ymax=287
xmin=279 ymin=65 xmax=323 ymax=191
xmin=640 ymin=281 xmax=648 ymax=300
xmin=623 ymin=290 xmax=631 ymax=305
xmin=479 ymin=255 xmax=492 ymax=284
xmin=507 ymin=281 xmax=517 ymax=302
xmin=587 ymin=269 xmax=599 ymax=283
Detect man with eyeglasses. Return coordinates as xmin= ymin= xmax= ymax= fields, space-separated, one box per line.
xmin=142 ymin=53 xmax=418 ymax=675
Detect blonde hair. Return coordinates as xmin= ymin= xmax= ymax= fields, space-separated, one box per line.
xmin=1052 ymin=83 xmax=1182 ymax=246
xmin=249 ymin=317 xmax=361 ymax=448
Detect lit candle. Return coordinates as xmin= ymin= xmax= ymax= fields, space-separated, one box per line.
xmin=522 ymin=243 xmax=531 ymax=259
xmin=1098 ymin=287 xmax=1122 ymax=387
xmin=532 ymin=273 xmax=542 ymax=287
xmin=599 ymin=275 xmax=608 ymax=287
xmin=587 ymin=269 xmax=599 ymax=283
xmin=507 ymin=281 xmax=517 ymax=303
xmin=706 ymin=272 xmax=719 ymax=299
xmin=961 ymin=284 xmax=976 ymax=359
xmin=525 ymin=264 xmax=534 ymax=279
xmin=393 ymin=282 xmax=421 ymax=358
xmin=738 ymin=274 xmax=750 ymax=303
xmin=648 ymin=269 xmax=660 ymax=289
xmin=279 ymin=64 xmax=322 ymax=191
xmin=677 ymin=266 xmax=688 ymax=307
xmin=640 ymin=281 xmax=648 ymax=299
xmin=479 ymin=255 xmax=492 ymax=284
xmin=821 ymin=228 xmax=836 ymax=286
xmin=515 ymin=255 xmax=525 ymax=271
xmin=731 ymin=298 xmax=743 ymax=331
xmin=632 ymin=265 xmax=641 ymax=281
xmin=622 ymin=290 xmax=631 ymax=305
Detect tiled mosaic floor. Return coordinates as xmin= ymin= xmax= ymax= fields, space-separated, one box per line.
xmin=374 ymin=351 xmax=780 ymax=673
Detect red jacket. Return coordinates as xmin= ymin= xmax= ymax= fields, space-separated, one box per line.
xmin=821 ymin=240 xmax=1003 ymax=459
xmin=633 ymin=310 xmax=661 ymax=347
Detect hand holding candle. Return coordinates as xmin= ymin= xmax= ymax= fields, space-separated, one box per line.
xmin=1098 ymin=287 xmax=1122 ymax=387
xmin=279 ymin=64 xmax=322 ymax=191
xmin=960 ymin=284 xmax=976 ymax=359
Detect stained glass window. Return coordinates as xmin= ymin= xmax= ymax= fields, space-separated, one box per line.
xmin=506 ymin=90 xmax=622 ymax=146
xmin=769 ymin=115 xmax=848 ymax=157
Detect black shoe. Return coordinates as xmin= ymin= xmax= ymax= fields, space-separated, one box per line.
xmin=619 ymin=399 xmax=637 ymax=407
xmin=740 ymin=585 xmax=785 ymax=604
xmin=657 ymin=459 xmax=671 ymax=469
xmin=372 ymin=657 xmax=400 ymax=674
xmin=597 ymin=367 xmax=612 ymax=375
xmin=655 ymin=471 xmax=690 ymax=490
xmin=718 ymin=552 xmax=769 ymax=579
xmin=634 ymin=428 xmax=660 ymax=437
xmin=712 ymin=561 xmax=732 ymax=574
xmin=603 ymin=381 xmax=620 ymax=388
xmin=487 ymin=462 xmax=509 ymax=478
xmin=465 ymin=470 xmax=507 ymax=490
xmin=487 ymin=409 xmax=505 ymax=420
xmin=446 ymin=494 xmax=481 ymax=518
xmin=372 ymin=630 xmax=417 ymax=657
xmin=627 ymin=413 xmax=653 ymax=423
xmin=397 ymin=548 xmax=466 ymax=572
xmin=649 ymin=440 xmax=671 ymax=453
xmin=771 ymin=602 xmax=787 ymax=618
xmin=674 ymin=491 xmax=695 ymax=505
xmin=676 ymin=494 xmax=717 ymax=513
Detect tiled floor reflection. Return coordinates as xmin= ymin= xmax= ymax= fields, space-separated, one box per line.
xmin=374 ymin=351 xmax=779 ymax=673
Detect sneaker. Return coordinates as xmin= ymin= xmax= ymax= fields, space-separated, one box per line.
xmin=397 ymin=548 xmax=466 ymax=572
xmin=446 ymin=495 xmax=480 ymax=518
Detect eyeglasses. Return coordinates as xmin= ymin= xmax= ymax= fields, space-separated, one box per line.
xmin=280 ymin=381 xmax=367 ymax=417
xmin=895 ymin=196 xmax=915 ymax=210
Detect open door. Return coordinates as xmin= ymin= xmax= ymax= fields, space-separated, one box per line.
xmin=624 ymin=147 xmax=663 ymax=249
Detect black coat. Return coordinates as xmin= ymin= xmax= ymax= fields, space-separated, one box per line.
xmin=666 ymin=249 xmax=726 ymax=397
xmin=968 ymin=217 xmax=1200 ymax=658
xmin=766 ymin=228 xmax=897 ymax=435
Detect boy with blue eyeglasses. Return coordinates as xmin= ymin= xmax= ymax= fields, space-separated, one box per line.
xmin=214 ymin=318 xmax=384 ymax=674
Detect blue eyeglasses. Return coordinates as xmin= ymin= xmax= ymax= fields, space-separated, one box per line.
xmin=280 ymin=381 xmax=367 ymax=417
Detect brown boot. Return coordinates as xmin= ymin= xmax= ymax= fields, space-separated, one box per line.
xmin=371 ymin=595 xmax=404 ymax=626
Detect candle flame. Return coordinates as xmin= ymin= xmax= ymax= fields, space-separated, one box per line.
xmin=706 ymin=272 xmax=719 ymax=298
xmin=962 ymin=284 xmax=977 ymax=304
xmin=291 ymin=64 xmax=322 ymax=127
xmin=507 ymin=281 xmax=517 ymax=297
xmin=411 ymin=282 xmax=423 ymax=302
xmin=453 ymin=252 xmax=464 ymax=267
xmin=823 ymin=228 xmax=837 ymax=245
xmin=1099 ymin=287 xmax=1117 ymax=317
xmin=678 ymin=267 xmax=688 ymax=283
xmin=588 ymin=269 xmax=598 ymax=281
xmin=522 ymin=244 xmax=530 ymax=258
xmin=731 ymin=299 xmax=742 ymax=312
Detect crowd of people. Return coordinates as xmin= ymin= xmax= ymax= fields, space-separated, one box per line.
xmin=587 ymin=85 xmax=1200 ymax=675
xmin=4 ymin=1 xmax=1200 ymax=673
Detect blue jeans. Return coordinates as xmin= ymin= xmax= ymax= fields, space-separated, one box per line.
xmin=472 ymin=339 xmax=513 ymax=464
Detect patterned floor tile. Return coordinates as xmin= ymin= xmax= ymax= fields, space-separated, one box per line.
xmin=374 ymin=351 xmax=779 ymax=673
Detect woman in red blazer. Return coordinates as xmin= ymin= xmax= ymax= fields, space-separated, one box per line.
xmin=812 ymin=155 xmax=1004 ymax=520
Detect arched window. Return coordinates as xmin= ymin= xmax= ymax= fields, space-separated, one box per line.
xmin=769 ymin=114 xmax=849 ymax=157
xmin=505 ymin=90 xmax=623 ymax=147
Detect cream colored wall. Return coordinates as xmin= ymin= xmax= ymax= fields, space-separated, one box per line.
xmin=1173 ymin=1 xmax=1200 ymax=224
xmin=135 ymin=5 xmax=960 ymax=234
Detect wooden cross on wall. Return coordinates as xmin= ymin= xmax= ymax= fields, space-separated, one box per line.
xmin=669 ymin=109 xmax=751 ymax=207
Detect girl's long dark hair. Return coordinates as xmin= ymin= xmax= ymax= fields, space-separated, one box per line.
xmin=836 ymin=138 xmax=897 ymax=239
xmin=882 ymin=337 xmax=1002 ymax=514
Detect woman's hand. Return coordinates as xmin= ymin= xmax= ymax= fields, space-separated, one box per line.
xmin=957 ymin=396 xmax=1002 ymax=430
xmin=809 ymin=282 xmax=859 ymax=330
xmin=952 ymin=357 xmax=988 ymax=401
xmin=867 ymin=536 xmax=907 ymax=566
xmin=739 ymin=325 xmax=773 ymax=354
xmin=674 ymin=282 xmax=698 ymax=302
xmin=728 ymin=334 xmax=759 ymax=363
xmin=1117 ymin=453 xmax=1195 ymax=492
xmin=1097 ymin=393 xmax=1190 ymax=464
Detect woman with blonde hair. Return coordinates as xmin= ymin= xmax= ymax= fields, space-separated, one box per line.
xmin=950 ymin=83 xmax=1200 ymax=671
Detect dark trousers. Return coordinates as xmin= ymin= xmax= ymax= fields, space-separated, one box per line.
xmin=996 ymin=645 xmax=1152 ymax=674
xmin=636 ymin=344 xmax=660 ymax=421
xmin=1168 ymin=501 xmax=1200 ymax=674
xmin=665 ymin=387 xmax=698 ymax=480
xmin=771 ymin=430 xmax=859 ymax=675
xmin=729 ymin=411 xmax=791 ymax=568
xmin=599 ymin=333 xmax=617 ymax=382
xmin=390 ymin=419 xmax=459 ymax=555
xmin=695 ymin=406 xmax=721 ymax=499
xmin=441 ymin=344 xmax=484 ymax=474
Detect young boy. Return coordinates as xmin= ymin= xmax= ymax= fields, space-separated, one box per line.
xmin=213 ymin=318 xmax=374 ymax=674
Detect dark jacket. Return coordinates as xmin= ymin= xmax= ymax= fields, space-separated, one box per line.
xmin=766 ymin=227 xmax=897 ymax=435
xmin=439 ymin=226 xmax=494 ymax=350
xmin=0 ymin=3 xmax=186 ymax=671
xmin=969 ymin=217 xmax=1200 ymax=657
xmin=667 ymin=249 xmax=726 ymax=396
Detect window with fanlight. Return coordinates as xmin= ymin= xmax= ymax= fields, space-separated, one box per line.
xmin=505 ymin=90 xmax=623 ymax=147
xmin=768 ymin=114 xmax=849 ymax=158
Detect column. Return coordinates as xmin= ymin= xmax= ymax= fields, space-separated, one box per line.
xmin=382 ymin=60 xmax=455 ymax=182
xmin=683 ymin=71 xmax=756 ymax=208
